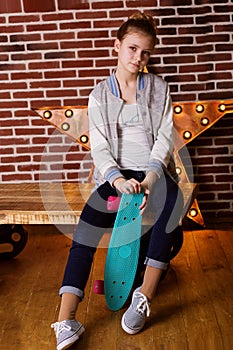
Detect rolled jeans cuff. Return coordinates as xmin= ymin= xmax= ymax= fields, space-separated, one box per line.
xmin=59 ymin=286 xmax=84 ymax=301
xmin=144 ymin=257 xmax=168 ymax=271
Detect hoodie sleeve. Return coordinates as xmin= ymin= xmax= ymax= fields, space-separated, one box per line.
xmin=88 ymin=94 xmax=124 ymax=186
xmin=147 ymin=83 xmax=174 ymax=177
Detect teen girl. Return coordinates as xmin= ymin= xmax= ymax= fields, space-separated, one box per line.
xmin=51 ymin=12 xmax=184 ymax=350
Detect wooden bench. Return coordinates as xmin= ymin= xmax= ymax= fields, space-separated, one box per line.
xmin=0 ymin=182 xmax=197 ymax=258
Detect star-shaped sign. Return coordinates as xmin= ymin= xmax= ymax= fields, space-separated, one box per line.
xmin=33 ymin=99 xmax=233 ymax=226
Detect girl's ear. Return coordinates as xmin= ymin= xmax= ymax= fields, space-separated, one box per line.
xmin=114 ymin=39 xmax=121 ymax=53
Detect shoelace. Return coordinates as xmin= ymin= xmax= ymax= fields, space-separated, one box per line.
xmin=135 ymin=292 xmax=151 ymax=317
xmin=51 ymin=321 xmax=71 ymax=337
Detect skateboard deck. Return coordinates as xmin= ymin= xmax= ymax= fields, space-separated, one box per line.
xmin=104 ymin=191 xmax=144 ymax=311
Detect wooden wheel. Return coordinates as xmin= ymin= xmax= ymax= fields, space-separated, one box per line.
xmin=0 ymin=224 xmax=28 ymax=259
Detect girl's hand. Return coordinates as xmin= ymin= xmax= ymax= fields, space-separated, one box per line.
xmin=140 ymin=171 xmax=159 ymax=192
xmin=139 ymin=171 xmax=159 ymax=214
xmin=113 ymin=177 xmax=149 ymax=215
xmin=113 ymin=177 xmax=141 ymax=194
xmin=139 ymin=187 xmax=150 ymax=215
xmin=113 ymin=172 xmax=158 ymax=215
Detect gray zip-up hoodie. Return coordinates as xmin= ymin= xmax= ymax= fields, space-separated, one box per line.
xmin=88 ymin=72 xmax=178 ymax=187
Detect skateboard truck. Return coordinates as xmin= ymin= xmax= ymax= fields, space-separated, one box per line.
xmin=106 ymin=196 xmax=121 ymax=211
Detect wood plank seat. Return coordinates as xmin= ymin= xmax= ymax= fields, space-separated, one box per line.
xmin=0 ymin=182 xmax=197 ymax=226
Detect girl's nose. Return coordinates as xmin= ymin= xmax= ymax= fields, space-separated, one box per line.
xmin=135 ymin=52 xmax=141 ymax=62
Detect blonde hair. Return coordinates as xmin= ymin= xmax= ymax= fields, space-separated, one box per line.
xmin=117 ymin=12 xmax=157 ymax=46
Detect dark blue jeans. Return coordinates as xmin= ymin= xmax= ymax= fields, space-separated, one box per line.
xmin=59 ymin=171 xmax=184 ymax=300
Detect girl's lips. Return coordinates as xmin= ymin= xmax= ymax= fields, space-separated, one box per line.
xmin=131 ymin=62 xmax=140 ymax=69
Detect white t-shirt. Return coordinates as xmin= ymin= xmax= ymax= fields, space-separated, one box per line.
xmin=117 ymin=103 xmax=150 ymax=170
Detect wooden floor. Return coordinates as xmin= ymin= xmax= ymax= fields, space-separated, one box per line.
xmin=0 ymin=225 xmax=233 ymax=350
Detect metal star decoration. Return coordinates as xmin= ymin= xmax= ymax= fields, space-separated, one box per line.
xmin=33 ymin=99 xmax=233 ymax=226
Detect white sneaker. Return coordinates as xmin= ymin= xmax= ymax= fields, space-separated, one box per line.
xmin=121 ymin=287 xmax=150 ymax=334
xmin=51 ymin=319 xmax=85 ymax=350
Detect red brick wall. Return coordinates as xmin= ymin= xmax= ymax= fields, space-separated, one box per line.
xmin=0 ymin=0 xmax=232 ymax=224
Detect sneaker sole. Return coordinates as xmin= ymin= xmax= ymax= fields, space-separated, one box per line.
xmin=57 ymin=325 xmax=85 ymax=350
xmin=121 ymin=314 xmax=142 ymax=335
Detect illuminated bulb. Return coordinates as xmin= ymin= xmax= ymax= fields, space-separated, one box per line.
xmin=174 ymin=105 xmax=182 ymax=114
xmin=176 ymin=167 xmax=182 ymax=175
xmin=218 ymin=104 xmax=225 ymax=111
xmin=189 ymin=208 xmax=198 ymax=217
xmin=196 ymin=104 xmax=204 ymax=113
xmin=201 ymin=117 xmax=209 ymax=126
xmin=183 ymin=131 xmax=192 ymax=140
xmin=43 ymin=110 xmax=52 ymax=119
xmin=61 ymin=122 xmax=70 ymax=131
xmin=65 ymin=109 xmax=73 ymax=118
xmin=80 ymin=135 xmax=89 ymax=144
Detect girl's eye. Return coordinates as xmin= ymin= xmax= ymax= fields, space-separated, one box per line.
xmin=129 ymin=46 xmax=136 ymax=51
xmin=143 ymin=51 xmax=151 ymax=57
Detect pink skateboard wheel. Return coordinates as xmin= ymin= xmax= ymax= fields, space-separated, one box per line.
xmin=107 ymin=196 xmax=121 ymax=211
xmin=94 ymin=280 xmax=104 ymax=294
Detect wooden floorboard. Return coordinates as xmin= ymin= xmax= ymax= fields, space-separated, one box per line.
xmin=193 ymin=230 xmax=233 ymax=349
xmin=0 ymin=226 xmax=232 ymax=350
xmin=172 ymin=231 xmax=225 ymax=349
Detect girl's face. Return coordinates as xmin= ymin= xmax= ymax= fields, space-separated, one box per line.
xmin=114 ymin=31 xmax=154 ymax=74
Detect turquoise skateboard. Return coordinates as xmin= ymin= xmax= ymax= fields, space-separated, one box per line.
xmin=103 ymin=191 xmax=144 ymax=311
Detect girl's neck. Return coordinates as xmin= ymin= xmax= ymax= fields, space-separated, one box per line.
xmin=115 ymin=69 xmax=138 ymax=104
xmin=115 ymin=68 xmax=138 ymax=86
